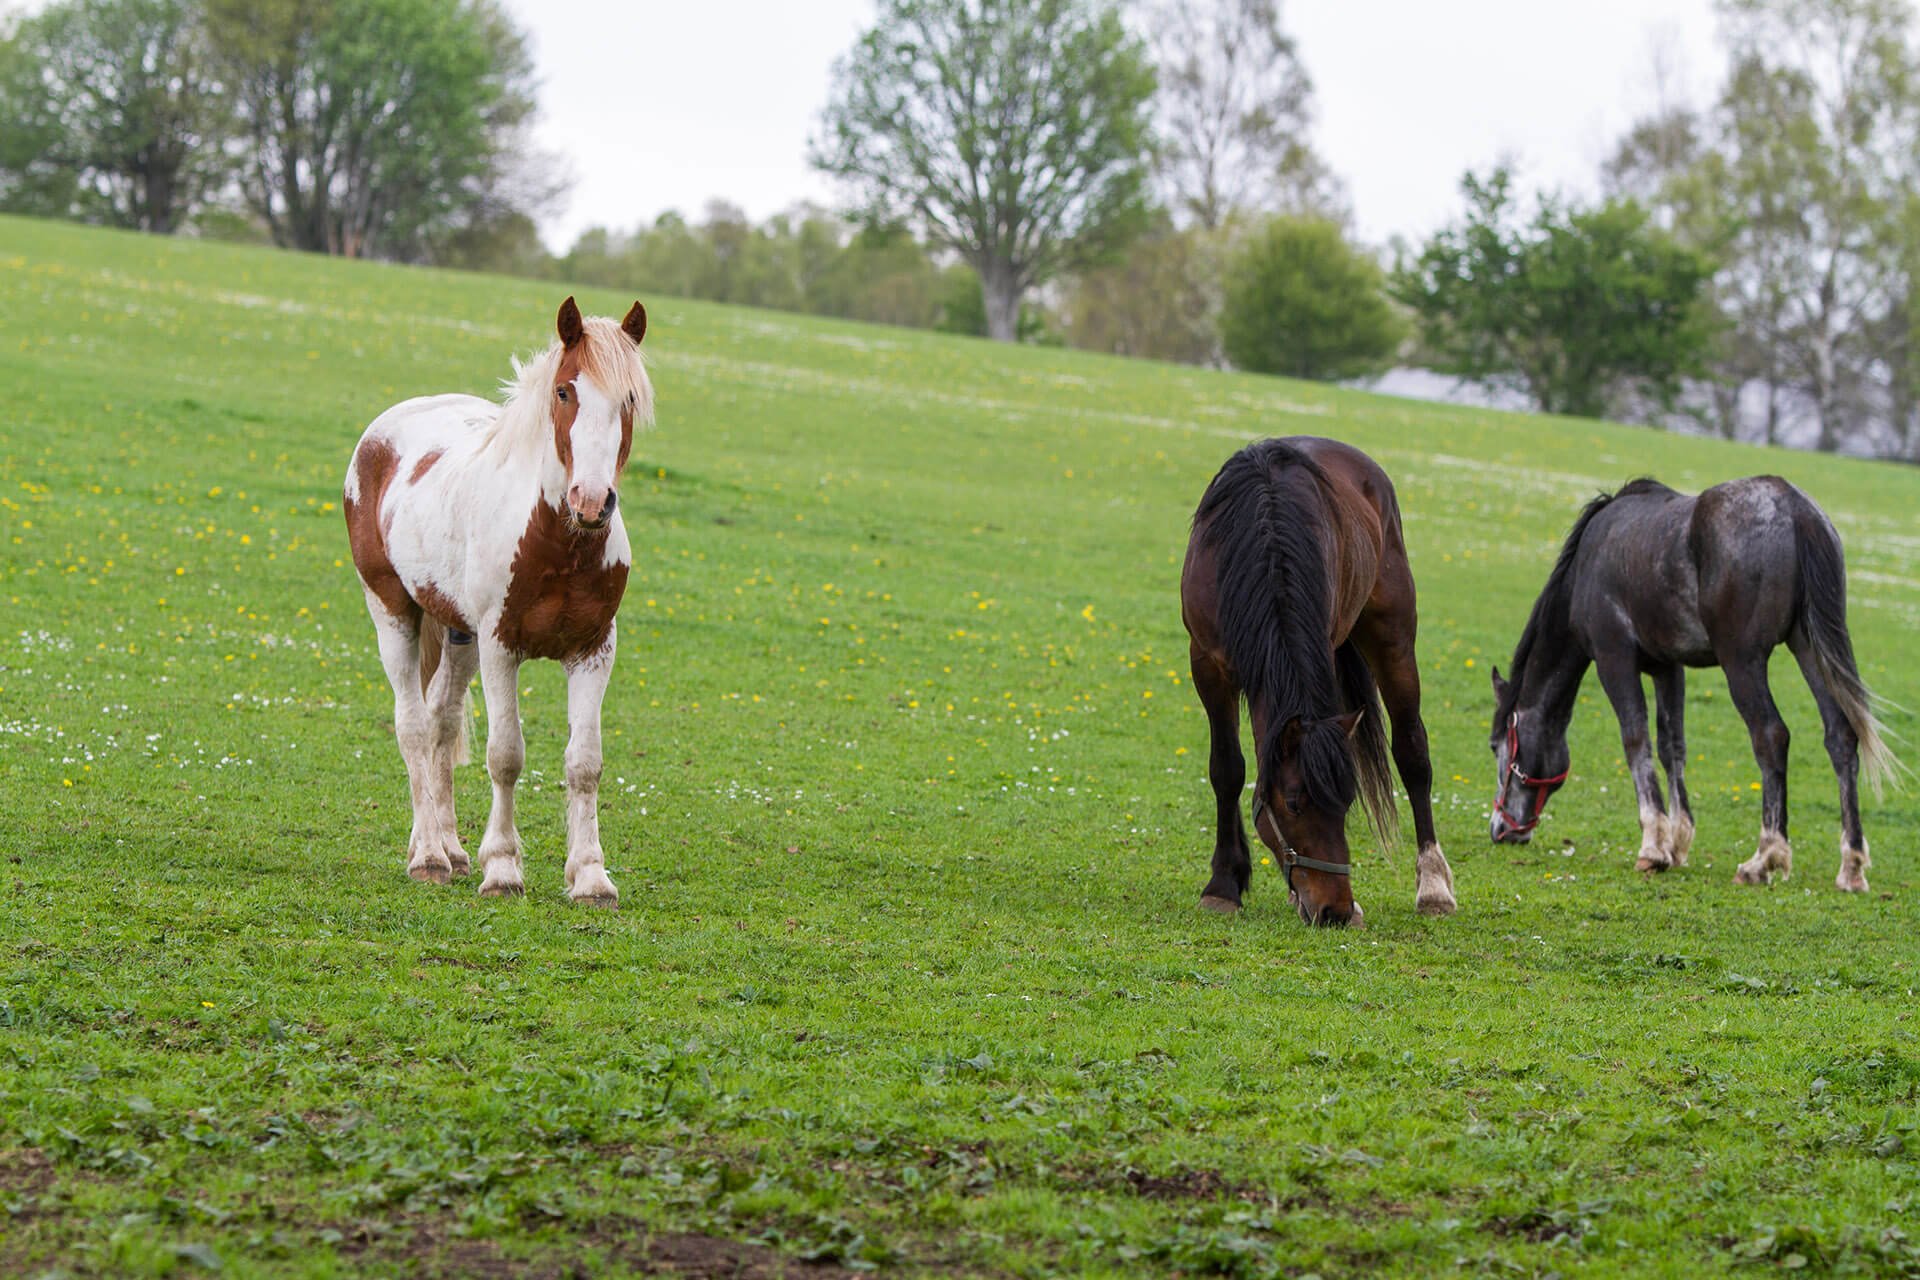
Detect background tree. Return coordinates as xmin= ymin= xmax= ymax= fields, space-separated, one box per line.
xmin=814 ymin=0 xmax=1157 ymax=341
xmin=210 ymin=0 xmax=546 ymax=259
xmin=0 ymin=0 xmax=227 ymax=232
xmin=1149 ymin=0 xmax=1340 ymax=229
xmin=1059 ymin=215 xmax=1224 ymax=363
xmin=1393 ymin=169 xmax=1716 ymax=420
xmin=1218 ymin=215 xmax=1400 ymax=380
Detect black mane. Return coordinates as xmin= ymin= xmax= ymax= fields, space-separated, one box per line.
xmin=1496 ymin=478 xmax=1674 ymax=731
xmin=1195 ymin=440 xmax=1356 ymax=814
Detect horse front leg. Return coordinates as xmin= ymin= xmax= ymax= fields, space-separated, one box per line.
xmin=562 ymin=629 xmax=619 ymax=906
xmin=1723 ymin=655 xmax=1793 ymax=886
xmin=1651 ymin=664 xmax=1693 ymax=866
xmin=1191 ymin=645 xmax=1252 ymax=913
xmin=476 ymin=642 xmax=527 ymax=897
xmin=1357 ymin=630 xmax=1455 ymax=916
xmin=1593 ymin=654 xmax=1672 ymax=873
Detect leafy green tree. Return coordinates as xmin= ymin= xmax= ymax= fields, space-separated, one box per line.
xmin=1218 ymin=215 xmax=1400 ymax=380
xmin=210 ymin=0 xmax=543 ymax=259
xmin=0 ymin=0 xmax=227 ymax=232
xmin=814 ymin=0 xmax=1157 ymax=342
xmin=1393 ymin=170 xmax=1716 ymax=420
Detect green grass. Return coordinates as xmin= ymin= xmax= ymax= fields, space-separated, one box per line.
xmin=2 ymin=212 xmax=1919 ymax=1278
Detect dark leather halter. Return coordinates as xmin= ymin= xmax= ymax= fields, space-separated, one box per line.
xmin=1253 ymin=796 xmax=1350 ymax=892
xmin=1493 ymin=714 xmax=1567 ymax=835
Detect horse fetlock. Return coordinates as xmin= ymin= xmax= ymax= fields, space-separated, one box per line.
xmin=1836 ymin=840 xmax=1870 ymax=893
xmin=566 ymin=858 xmax=619 ymax=906
xmin=1734 ymin=831 xmax=1792 ymax=886
xmin=1415 ymin=844 xmax=1457 ymax=916
xmin=1198 ymin=893 xmax=1242 ymax=915
xmin=1666 ymin=814 xmax=1695 ymax=865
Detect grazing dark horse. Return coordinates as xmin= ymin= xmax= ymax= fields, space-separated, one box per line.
xmin=1181 ymin=437 xmax=1457 ymax=927
xmin=1489 ymin=476 xmax=1899 ymax=891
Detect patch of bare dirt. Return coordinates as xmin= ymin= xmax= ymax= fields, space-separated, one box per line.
xmin=0 ymin=1149 xmax=54 ymax=1196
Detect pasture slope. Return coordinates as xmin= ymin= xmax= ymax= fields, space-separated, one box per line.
xmin=1 ymin=213 xmax=1919 ymax=1279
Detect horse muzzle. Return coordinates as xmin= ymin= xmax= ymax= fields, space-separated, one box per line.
xmin=1489 ymin=813 xmax=1533 ymax=844
xmin=567 ymin=485 xmax=618 ymax=529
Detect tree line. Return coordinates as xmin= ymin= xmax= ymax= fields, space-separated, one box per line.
xmin=5 ymin=0 xmax=1918 ymax=458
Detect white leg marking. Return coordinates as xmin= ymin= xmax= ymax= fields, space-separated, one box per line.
xmin=1836 ymin=835 xmax=1870 ymax=894
xmin=1666 ymin=811 xmax=1695 ymax=866
xmin=476 ymin=643 xmax=526 ymax=897
xmin=1635 ymin=804 xmax=1673 ymax=872
xmin=1415 ymin=842 xmax=1456 ymax=916
xmin=562 ymin=633 xmax=619 ymax=906
xmin=1734 ymin=829 xmax=1793 ymax=886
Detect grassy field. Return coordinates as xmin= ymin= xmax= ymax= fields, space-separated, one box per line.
xmin=2 ymin=213 xmax=1919 ymax=1278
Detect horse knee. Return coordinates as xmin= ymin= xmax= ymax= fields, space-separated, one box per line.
xmin=488 ymin=736 xmax=523 ymax=785
xmin=565 ymin=748 xmax=601 ymax=792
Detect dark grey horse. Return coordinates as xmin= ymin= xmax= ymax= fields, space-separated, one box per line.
xmin=1489 ymin=476 xmax=1899 ymax=891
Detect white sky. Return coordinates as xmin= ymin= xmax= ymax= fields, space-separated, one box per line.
xmin=485 ymin=0 xmax=1723 ymax=251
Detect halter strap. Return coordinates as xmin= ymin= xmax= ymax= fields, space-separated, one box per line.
xmin=1253 ymin=797 xmax=1350 ymax=893
xmin=1493 ymin=714 xmax=1567 ymax=834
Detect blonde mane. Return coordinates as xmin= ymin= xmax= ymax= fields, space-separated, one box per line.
xmin=484 ymin=316 xmax=654 ymax=458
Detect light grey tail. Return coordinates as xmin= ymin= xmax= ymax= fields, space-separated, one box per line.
xmin=1792 ymin=501 xmax=1903 ymax=798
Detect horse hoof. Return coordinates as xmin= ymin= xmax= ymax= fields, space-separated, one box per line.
xmin=1635 ymin=856 xmax=1671 ymax=874
xmin=1836 ymin=874 xmax=1869 ymax=894
xmin=477 ymin=878 xmax=524 ymax=898
xmin=407 ymin=863 xmax=452 ymax=886
xmin=1416 ymin=892 xmax=1457 ymax=917
xmin=570 ymin=891 xmax=619 ymax=910
xmin=447 ymin=853 xmax=472 ymax=878
xmin=1732 ymin=868 xmax=1767 ymax=887
xmin=1198 ymin=895 xmax=1241 ymax=915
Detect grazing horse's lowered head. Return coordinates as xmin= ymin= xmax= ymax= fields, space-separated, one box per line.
xmin=1254 ymin=709 xmax=1367 ymax=926
xmin=1487 ymin=671 xmax=1570 ymax=844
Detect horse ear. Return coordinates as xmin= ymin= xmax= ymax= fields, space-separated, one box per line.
xmin=557 ymin=296 xmax=585 ymax=349
xmin=621 ymin=301 xmax=647 ymax=347
xmin=1490 ymin=665 xmax=1509 ymax=699
xmin=1332 ymin=709 xmax=1364 ymax=740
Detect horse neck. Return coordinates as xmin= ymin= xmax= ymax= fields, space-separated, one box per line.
xmin=485 ymin=399 xmax=569 ymax=510
xmin=1513 ymin=591 xmax=1589 ymax=735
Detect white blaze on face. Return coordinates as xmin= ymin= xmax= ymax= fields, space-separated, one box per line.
xmin=566 ymin=375 xmax=624 ymax=518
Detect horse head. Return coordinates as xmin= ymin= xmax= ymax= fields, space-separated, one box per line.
xmin=1488 ymin=667 xmax=1570 ymax=843
xmin=550 ymin=295 xmax=649 ymax=530
xmin=1258 ymin=710 xmax=1364 ymax=926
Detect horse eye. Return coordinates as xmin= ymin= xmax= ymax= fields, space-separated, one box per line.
xmin=556 ymin=387 xmax=569 ymax=402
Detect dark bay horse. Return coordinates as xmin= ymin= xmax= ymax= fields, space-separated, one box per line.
xmin=1182 ymin=437 xmax=1457 ymax=926
xmin=1490 ymin=476 xmax=1899 ymax=891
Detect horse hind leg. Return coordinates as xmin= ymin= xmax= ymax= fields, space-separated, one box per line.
xmin=422 ymin=621 xmax=479 ymax=878
xmin=370 ymin=608 xmax=454 ymax=885
xmin=1190 ymin=645 xmax=1252 ymax=914
xmin=1652 ymin=665 xmax=1694 ymax=866
xmin=1722 ymin=655 xmax=1794 ymax=886
xmin=1791 ymin=639 xmax=1869 ymax=892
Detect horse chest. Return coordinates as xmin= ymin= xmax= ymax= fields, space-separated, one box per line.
xmin=493 ymin=506 xmax=630 ymax=661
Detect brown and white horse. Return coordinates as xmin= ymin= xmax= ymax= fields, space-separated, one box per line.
xmin=344 ymin=297 xmax=651 ymax=904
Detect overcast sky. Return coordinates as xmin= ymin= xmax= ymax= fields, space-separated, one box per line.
xmin=502 ymin=0 xmax=1725 ymax=252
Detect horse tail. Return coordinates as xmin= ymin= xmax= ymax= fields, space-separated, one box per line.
xmin=1335 ymin=639 xmax=1399 ymax=847
xmin=417 ymin=617 xmax=473 ymax=767
xmin=1790 ymin=495 xmax=1902 ymax=798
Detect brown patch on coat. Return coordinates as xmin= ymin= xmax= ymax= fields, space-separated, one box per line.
xmin=552 ymin=345 xmax=582 ymax=472
xmin=415 ymin=581 xmax=472 ymax=634
xmin=494 ymin=500 xmax=629 ymax=660
xmin=344 ymin=438 xmax=417 ymax=624
xmin=409 ymin=450 xmax=444 ymax=483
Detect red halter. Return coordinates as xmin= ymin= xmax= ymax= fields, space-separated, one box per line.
xmin=1493 ymin=714 xmax=1566 ymax=835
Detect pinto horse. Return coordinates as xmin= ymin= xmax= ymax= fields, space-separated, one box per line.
xmin=1489 ymin=476 xmax=1899 ymax=891
xmin=344 ymin=296 xmax=651 ymax=903
xmin=1181 ymin=437 xmax=1457 ymax=926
